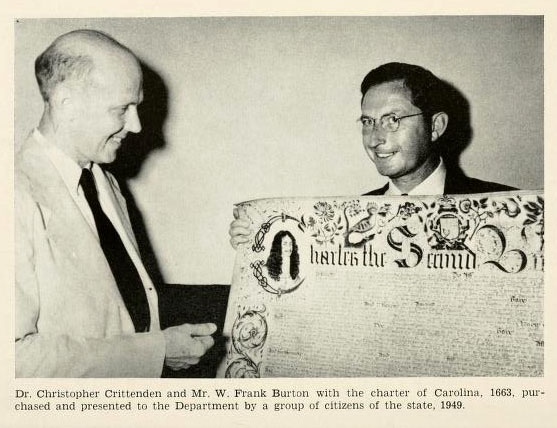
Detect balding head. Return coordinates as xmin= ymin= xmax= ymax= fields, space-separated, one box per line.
xmin=36 ymin=29 xmax=144 ymax=167
xmin=35 ymin=29 xmax=137 ymax=102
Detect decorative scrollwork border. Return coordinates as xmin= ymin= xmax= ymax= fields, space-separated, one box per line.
xmin=252 ymin=212 xmax=304 ymax=252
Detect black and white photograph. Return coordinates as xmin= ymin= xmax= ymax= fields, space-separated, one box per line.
xmin=7 ymin=9 xmax=554 ymax=428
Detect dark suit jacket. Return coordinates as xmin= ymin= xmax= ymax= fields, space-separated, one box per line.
xmin=363 ymin=169 xmax=517 ymax=196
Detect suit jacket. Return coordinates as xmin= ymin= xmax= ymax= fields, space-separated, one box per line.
xmin=15 ymin=133 xmax=166 ymax=377
xmin=363 ymin=168 xmax=517 ymax=195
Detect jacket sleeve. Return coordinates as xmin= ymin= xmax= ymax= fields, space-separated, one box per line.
xmin=15 ymin=185 xmax=166 ymax=378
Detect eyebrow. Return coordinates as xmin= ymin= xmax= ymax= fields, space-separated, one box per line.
xmin=111 ymin=98 xmax=142 ymax=109
xmin=358 ymin=112 xmax=400 ymax=119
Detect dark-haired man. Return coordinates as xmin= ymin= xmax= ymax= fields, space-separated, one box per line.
xmin=229 ymin=62 xmax=514 ymax=248
xmin=359 ymin=62 xmax=514 ymax=196
xmin=16 ymin=29 xmax=216 ymax=377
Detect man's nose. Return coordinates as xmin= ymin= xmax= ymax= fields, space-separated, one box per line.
xmin=125 ymin=106 xmax=142 ymax=134
xmin=364 ymin=127 xmax=386 ymax=148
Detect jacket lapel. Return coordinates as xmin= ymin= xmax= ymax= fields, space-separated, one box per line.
xmin=16 ymin=135 xmax=124 ymax=301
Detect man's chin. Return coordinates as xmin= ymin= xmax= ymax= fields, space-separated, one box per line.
xmin=369 ymin=154 xmax=400 ymax=175
xmin=374 ymin=164 xmax=403 ymax=179
xmin=96 ymin=150 xmax=119 ymax=165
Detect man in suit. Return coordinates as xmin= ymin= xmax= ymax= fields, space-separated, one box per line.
xmin=359 ymin=62 xmax=515 ymax=196
xmin=15 ymin=29 xmax=216 ymax=377
xmin=228 ymin=62 xmax=514 ymax=248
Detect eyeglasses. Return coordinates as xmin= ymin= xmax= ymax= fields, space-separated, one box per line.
xmin=357 ymin=112 xmax=424 ymax=133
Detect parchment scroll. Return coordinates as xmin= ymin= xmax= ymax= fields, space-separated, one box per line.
xmin=218 ymin=192 xmax=544 ymax=377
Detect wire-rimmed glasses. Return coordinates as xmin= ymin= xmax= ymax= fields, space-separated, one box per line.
xmin=357 ymin=112 xmax=424 ymax=133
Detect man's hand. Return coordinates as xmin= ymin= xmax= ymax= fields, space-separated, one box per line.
xmin=229 ymin=207 xmax=252 ymax=249
xmin=163 ymin=323 xmax=217 ymax=371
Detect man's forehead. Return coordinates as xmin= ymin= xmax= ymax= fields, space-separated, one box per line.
xmin=362 ymin=80 xmax=414 ymax=110
xmin=94 ymin=49 xmax=141 ymax=74
xmin=86 ymin=54 xmax=142 ymax=87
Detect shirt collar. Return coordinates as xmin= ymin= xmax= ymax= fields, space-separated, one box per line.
xmin=385 ymin=158 xmax=446 ymax=196
xmin=34 ymin=128 xmax=91 ymax=197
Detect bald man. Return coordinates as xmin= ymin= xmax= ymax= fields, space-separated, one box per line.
xmin=15 ymin=30 xmax=216 ymax=377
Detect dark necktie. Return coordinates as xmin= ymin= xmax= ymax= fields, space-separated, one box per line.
xmin=79 ymin=168 xmax=150 ymax=332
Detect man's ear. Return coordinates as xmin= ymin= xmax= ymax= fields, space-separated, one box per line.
xmin=431 ymin=112 xmax=449 ymax=142
xmin=50 ymin=84 xmax=79 ymax=121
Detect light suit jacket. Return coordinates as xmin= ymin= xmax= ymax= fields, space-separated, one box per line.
xmin=15 ymin=133 xmax=166 ymax=377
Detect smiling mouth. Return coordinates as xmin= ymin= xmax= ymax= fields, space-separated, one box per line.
xmin=375 ymin=152 xmax=396 ymax=159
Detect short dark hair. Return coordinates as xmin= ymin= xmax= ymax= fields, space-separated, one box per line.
xmin=360 ymin=62 xmax=446 ymax=117
xmin=35 ymin=29 xmax=131 ymax=102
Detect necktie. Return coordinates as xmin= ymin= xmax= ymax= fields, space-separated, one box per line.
xmin=79 ymin=168 xmax=150 ymax=332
